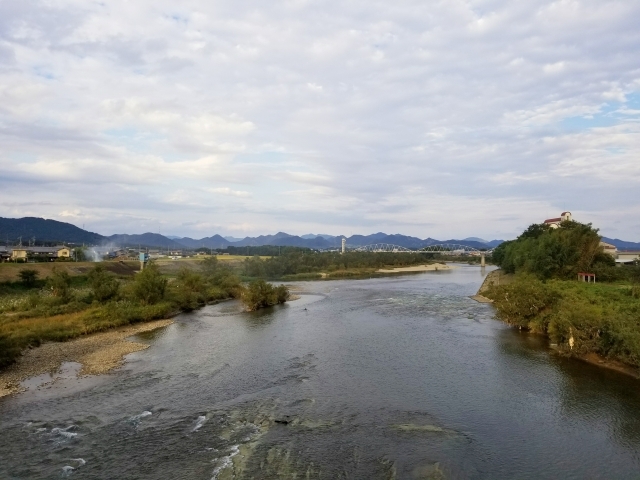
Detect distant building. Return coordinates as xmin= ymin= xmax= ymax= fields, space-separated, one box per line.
xmin=616 ymin=251 xmax=640 ymax=265
xmin=543 ymin=211 xmax=572 ymax=229
xmin=599 ymin=241 xmax=617 ymax=257
xmin=9 ymin=246 xmax=71 ymax=262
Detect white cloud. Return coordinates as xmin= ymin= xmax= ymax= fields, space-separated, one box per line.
xmin=0 ymin=0 xmax=639 ymax=240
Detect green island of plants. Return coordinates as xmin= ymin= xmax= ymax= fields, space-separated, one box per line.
xmin=486 ymin=220 xmax=640 ymax=368
xmin=0 ymin=257 xmax=289 ymax=369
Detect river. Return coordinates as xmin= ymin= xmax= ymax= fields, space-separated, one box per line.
xmin=1 ymin=265 xmax=640 ymax=479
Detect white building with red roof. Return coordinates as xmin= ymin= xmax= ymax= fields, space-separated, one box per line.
xmin=543 ymin=211 xmax=572 ymax=229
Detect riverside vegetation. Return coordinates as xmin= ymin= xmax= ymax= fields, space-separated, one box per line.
xmin=0 ymin=257 xmax=289 ymax=369
xmin=1 ymin=249 xmax=472 ymax=371
xmin=240 ymin=250 xmax=441 ymax=280
xmin=486 ymin=220 xmax=640 ymax=369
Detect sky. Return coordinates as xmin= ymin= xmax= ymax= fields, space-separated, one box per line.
xmin=1 ymin=0 xmax=639 ymax=241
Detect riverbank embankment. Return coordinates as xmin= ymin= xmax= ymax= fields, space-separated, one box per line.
xmin=481 ymin=270 xmax=640 ymax=379
xmin=470 ymin=269 xmax=513 ymax=303
xmin=0 ymin=319 xmax=174 ymax=398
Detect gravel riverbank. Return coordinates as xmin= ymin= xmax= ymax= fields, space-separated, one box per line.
xmin=0 ymin=319 xmax=173 ymax=398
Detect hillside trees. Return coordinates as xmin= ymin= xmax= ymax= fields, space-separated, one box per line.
xmin=493 ymin=220 xmax=614 ymax=279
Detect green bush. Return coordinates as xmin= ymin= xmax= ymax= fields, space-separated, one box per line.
xmin=18 ymin=269 xmax=39 ymax=288
xmin=486 ymin=275 xmax=558 ymax=330
xmin=172 ymin=268 xmax=208 ymax=311
xmin=46 ymin=268 xmax=72 ymax=301
xmin=131 ymin=263 xmax=167 ymax=305
xmin=87 ymin=265 xmax=120 ymax=302
xmin=241 ymin=279 xmax=290 ymax=311
xmin=200 ymin=257 xmax=242 ymax=298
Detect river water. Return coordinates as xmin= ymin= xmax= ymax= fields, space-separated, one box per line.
xmin=2 ymin=266 xmax=640 ymax=479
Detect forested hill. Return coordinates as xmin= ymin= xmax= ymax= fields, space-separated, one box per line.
xmin=0 ymin=217 xmax=104 ymax=244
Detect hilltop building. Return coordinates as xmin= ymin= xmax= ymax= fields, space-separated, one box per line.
xmin=542 ymin=212 xmax=619 ymax=258
xmin=543 ymin=211 xmax=572 ymax=228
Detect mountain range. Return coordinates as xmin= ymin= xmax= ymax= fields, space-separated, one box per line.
xmin=2 ymin=216 xmax=639 ymax=251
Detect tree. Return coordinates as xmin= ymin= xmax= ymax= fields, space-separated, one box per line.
xmin=131 ymin=263 xmax=167 ymax=305
xmin=200 ymin=256 xmax=242 ymax=297
xmin=241 ymin=280 xmax=290 ymax=311
xmin=73 ymin=247 xmax=88 ymax=262
xmin=243 ymin=256 xmax=267 ymax=278
xmin=494 ymin=220 xmax=613 ymax=280
xmin=87 ymin=264 xmax=119 ymax=302
xmin=517 ymin=223 xmax=550 ymax=240
xmin=173 ymin=267 xmax=207 ymax=311
xmin=18 ymin=269 xmax=39 ymax=288
xmin=47 ymin=268 xmax=72 ymax=300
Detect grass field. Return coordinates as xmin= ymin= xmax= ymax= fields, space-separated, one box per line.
xmin=0 ymin=261 xmax=140 ymax=282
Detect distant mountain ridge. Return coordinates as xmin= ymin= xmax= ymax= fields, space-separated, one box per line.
xmin=106 ymin=233 xmax=184 ymax=249
xmin=0 ymin=217 xmax=514 ymax=250
xmin=602 ymin=237 xmax=640 ymax=251
xmin=141 ymin=231 xmax=507 ymax=250
xmin=4 ymin=216 xmax=637 ymax=252
xmin=0 ymin=217 xmax=104 ymax=244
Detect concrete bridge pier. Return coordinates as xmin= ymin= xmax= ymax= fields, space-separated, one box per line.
xmin=480 ymin=252 xmax=486 ymax=267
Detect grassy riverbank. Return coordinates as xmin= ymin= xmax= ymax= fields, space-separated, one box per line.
xmin=484 ymin=275 xmax=640 ymax=367
xmin=486 ymin=219 xmax=640 ymax=370
xmin=0 ymin=257 xmax=289 ymax=370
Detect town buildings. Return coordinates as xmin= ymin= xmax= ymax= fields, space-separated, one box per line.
xmin=1 ymin=246 xmax=71 ymax=262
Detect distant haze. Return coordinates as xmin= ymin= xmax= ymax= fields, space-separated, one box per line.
xmin=0 ymin=2 xmax=639 ymax=241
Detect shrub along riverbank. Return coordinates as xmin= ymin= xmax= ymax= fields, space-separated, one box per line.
xmin=486 ymin=220 xmax=640 ymax=369
xmin=0 ymin=257 xmax=289 ymax=369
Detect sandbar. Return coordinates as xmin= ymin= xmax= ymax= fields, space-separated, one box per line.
xmin=0 ymin=319 xmax=173 ymax=398
xmin=377 ymin=263 xmax=455 ymax=273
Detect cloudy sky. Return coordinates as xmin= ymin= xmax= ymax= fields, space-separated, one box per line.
xmin=1 ymin=0 xmax=639 ymax=240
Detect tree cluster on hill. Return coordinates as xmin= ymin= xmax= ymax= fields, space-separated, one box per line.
xmin=492 ymin=221 xmax=618 ymax=280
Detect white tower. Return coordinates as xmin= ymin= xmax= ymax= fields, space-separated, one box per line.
xmin=341 ymin=237 xmax=346 ymax=254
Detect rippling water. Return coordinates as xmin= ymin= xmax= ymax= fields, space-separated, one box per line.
xmin=2 ymin=265 xmax=640 ymax=479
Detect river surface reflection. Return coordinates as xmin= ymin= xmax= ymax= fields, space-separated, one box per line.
xmin=2 ymin=265 xmax=640 ymax=479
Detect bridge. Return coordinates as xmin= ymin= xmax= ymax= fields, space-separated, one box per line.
xmin=419 ymin=243 xmax=492 ymax=254
xmin=353 ymin=243 xmax=413 ymax=253
xmin=350 ymin=243 xmax=492 ymax=254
